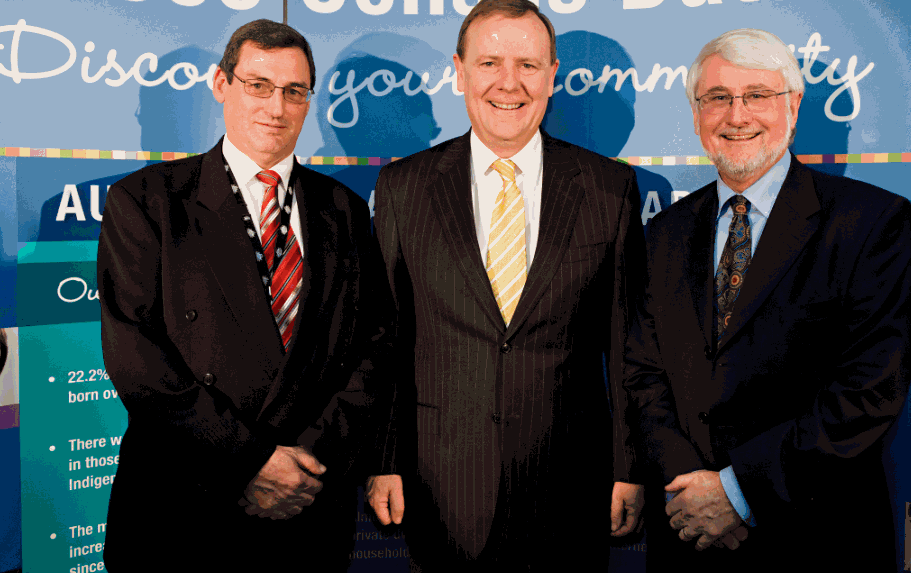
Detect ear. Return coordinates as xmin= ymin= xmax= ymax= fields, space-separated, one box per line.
xmin=789 ymin=90 xmax=803 ymax=130
xmin=547 ymin=59 xmax=560 ymax=98
xmin=453 ymin=53 xmax=465 ymax=94
xmin=692 ymin=104 xmax=700 ymax=136
xmin=213 ymin=67 xmax=228 ymax=104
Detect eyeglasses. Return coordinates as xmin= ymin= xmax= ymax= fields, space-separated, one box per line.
xmin=232 ymin=74 xmax=313 ymax=104
xmin=695 ymin=90 xmax=792 ymax=114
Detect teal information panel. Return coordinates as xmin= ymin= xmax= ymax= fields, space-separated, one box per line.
xmin=19 ymin=239 xmax=126 ymax=573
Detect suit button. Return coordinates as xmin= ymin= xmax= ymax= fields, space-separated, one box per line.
xmin=703 ymin=345 xmax=712 ymax=359
xmin=500 ymin=343 xmax=511 ymax=354
xmin=202 ymin=373 xmax=215 ymax=386
xmin=698 ymin=411 xmax=709 ymax=423
xmin=491 ymin=412 xmax=502 ymax=424
xmin=186 ymin=310 xmax=197 ymax=321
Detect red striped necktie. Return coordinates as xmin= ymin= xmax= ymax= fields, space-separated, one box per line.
xmin=256 ymin=170 xmax=303 ymax=351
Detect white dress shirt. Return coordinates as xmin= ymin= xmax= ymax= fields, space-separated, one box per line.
xmin=470 ymin=130 xmax=544 ymax=271
xmin=222 ymin=135 xmax=303 ymax=256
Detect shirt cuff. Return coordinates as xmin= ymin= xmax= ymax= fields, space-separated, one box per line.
xmin=720 ymin=465 xmax=757 ymax=526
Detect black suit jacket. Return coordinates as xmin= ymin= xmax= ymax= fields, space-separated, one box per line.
xmin=97 ymin=140 xmax=391 ymax=571
xmin=624 ymin=156 xmax=911 ymax=570
xmin=374 ymin=130 xmax=645 ymax=568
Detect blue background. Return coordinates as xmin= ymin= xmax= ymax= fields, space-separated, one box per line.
xmin=2 ymin=0 xmax=910 ymax=571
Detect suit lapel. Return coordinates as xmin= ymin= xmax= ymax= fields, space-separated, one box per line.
xmin=430 ymin=132 xmax=506 ymax=331
xmin=718 ymin=157 xmax=821 ymax=350
xmin=505 ymin=133 xmax=582 ymax=337
xmin=195 ymin=143 xmax=285 ymax=364
xmin=684 ymin=187 xmax=719 ymax=352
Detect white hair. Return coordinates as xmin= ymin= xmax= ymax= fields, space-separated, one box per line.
xmin=685 ymin=28 xmax=804 ymax=108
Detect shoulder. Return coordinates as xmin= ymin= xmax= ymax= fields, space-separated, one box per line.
xmin=802 ymin=162 xmax=909 ymax=217
xmin=646 ymin=181 xmax=714 ymax=238
xmin=544 ymin=134 xmax=635 ymax=179
xmin=107 ymin=152 xmax=208 ymax=211
xmin=377 ymin=136 xmax=465 ymax=184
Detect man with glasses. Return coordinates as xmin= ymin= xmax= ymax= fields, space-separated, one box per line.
xmin=98 ymin=19 xmax=393 ymax=572
xmin=624 ymin=28 xmax=910 ymax=571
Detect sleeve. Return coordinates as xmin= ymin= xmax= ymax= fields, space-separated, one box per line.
xmin=371 ymin=166 xmax=417 ymax=477
xmin=623 ymin=214 xmax=706 ymax=485
xmin=719 ymin=465 xmax=756 ymax=526
xmin=297 ymin=191 xmax=398 ymax=480
xmin=606 ymin=168 xmax=648 ymax=484
xmin=728 ymin=195 xmax=911 ymax=510
xmin=97 ymin=183 xmax=276 ymax=500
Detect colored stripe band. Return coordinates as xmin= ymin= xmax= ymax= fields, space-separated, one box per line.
xmin=1 ymin=148 xmax=909 ymax=165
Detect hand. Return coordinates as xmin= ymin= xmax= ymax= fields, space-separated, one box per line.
xmin=714 ymin=525 xmax=749 ymax=550
xmin=665 ymin=470 xmax=741 ymax=550
xmin=240 ymin=445 xmax=326 ymax=519
xmin=610 ymin=482 xmax=645 ymax=537
xmin=366 ymin=474 xmax=404 ymax=525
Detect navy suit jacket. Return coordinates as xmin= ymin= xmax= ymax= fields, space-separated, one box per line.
xmin=624 ymin=156 xmax=910 ymax=570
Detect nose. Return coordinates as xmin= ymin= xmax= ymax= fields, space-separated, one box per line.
xmin=499 ymin=64 xmax=519 ymax=91
xmin=726 ymin=96 xmax=752 ymax=124
xmin=264 ymin=88 xmax=286 ymax=116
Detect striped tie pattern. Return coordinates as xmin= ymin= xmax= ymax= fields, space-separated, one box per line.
xmin=257 ymin=170 xmax=303 ymax=351
xmin=486 ymin=159 xmax=526 ymax=325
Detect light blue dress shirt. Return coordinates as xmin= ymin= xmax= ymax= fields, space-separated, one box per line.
xmin=666 ymin=153 xmax=792 ymax=528
xmin=715 ymin=152 xmax=791 ymax=527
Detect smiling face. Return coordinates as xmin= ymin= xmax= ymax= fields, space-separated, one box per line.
xmin=693 ymin=54 xmax=801 ymax=192
xmin=213 ymin=41 xmax=311 ymax=170
xmin=454 ymin=12 xmax=559 ymax=158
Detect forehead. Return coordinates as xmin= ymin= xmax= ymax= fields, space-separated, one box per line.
xmin=697 ymin=54 xmax=784 ymax=92
xmin=464 ymin=12 xmax=551 ymax=61
xmin=235 ymin=41 xmax=310 ymax=83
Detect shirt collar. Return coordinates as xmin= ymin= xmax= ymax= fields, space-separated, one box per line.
xmin=470 ymin=130 xmax=543 ymax=181
xmin=716 ymin=152 xmax=791 ymax=220
xmin=222 ymin=134 xmax=295 ymax=190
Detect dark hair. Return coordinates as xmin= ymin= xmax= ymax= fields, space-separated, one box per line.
xmin=456 ymin=0 xmax=557 ymax=65
xmin=218 ymin=19 xmax=317 ymax=89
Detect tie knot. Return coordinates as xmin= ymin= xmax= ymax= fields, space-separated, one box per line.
xmin=491 ymin=159 xmax=517 ymax=183
xmin=256 ymin=170 xmax=281 ymax=188
xmin=728 ymin=194 xmax=750 ymax=216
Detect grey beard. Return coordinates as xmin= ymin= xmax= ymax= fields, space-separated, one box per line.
xmin=706 ymin=127 xmax=791 ymax=183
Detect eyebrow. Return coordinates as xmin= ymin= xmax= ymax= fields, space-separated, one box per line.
xmin=475 ymin=54 xmax=545 ymax=66
xmin=242 ymin=72 xmax=309 ymax=88
xmin=702 ymin=83 xmax=778 ymax=93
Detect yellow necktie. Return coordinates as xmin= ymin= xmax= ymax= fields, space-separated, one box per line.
xmin=487 ymin=159 xmax=526 ymax=324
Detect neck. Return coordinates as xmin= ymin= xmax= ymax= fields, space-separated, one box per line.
xmin=718 ymin=148 xmax=788 ymax=194
xmin=479 ymin=135 xmax=535 ymax=159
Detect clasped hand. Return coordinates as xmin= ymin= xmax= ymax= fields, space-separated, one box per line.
xmin=665 ymin=470 xmax=748 ymax=550
xmin=238 ymin=445 xmax=326 ymax=520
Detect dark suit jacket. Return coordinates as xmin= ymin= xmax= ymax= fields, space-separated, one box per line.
xmin=624 ymin=156 xmax=911 ymax=571
xmin=373 ymin=130 xmax=645 ymax=568
xmin=97 ymin=140 xmax=391 ymax=571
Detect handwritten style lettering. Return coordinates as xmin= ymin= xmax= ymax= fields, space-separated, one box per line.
xmin=0 ymin=20 xmax=76 ymax=84
xmin=57 ymin=277 xmax=99 ymax=304
xmin=0 ymin=23 xmax=873 ymax=125
xmin=795 ymin=33 xmax=874 ymax=121
xmin=0 ymin=22 xmax=215 ymax=89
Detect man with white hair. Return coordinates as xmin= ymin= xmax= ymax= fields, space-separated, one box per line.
xmin=624 ymin=28 xmax=910 ymax=570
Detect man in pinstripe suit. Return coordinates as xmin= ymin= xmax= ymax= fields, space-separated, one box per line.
xmin=367 ymin=1 xmax=646 ymax=569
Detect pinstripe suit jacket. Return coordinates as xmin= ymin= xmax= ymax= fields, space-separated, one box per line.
xmin=374 ymin=130 xmax=645 ymax=564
